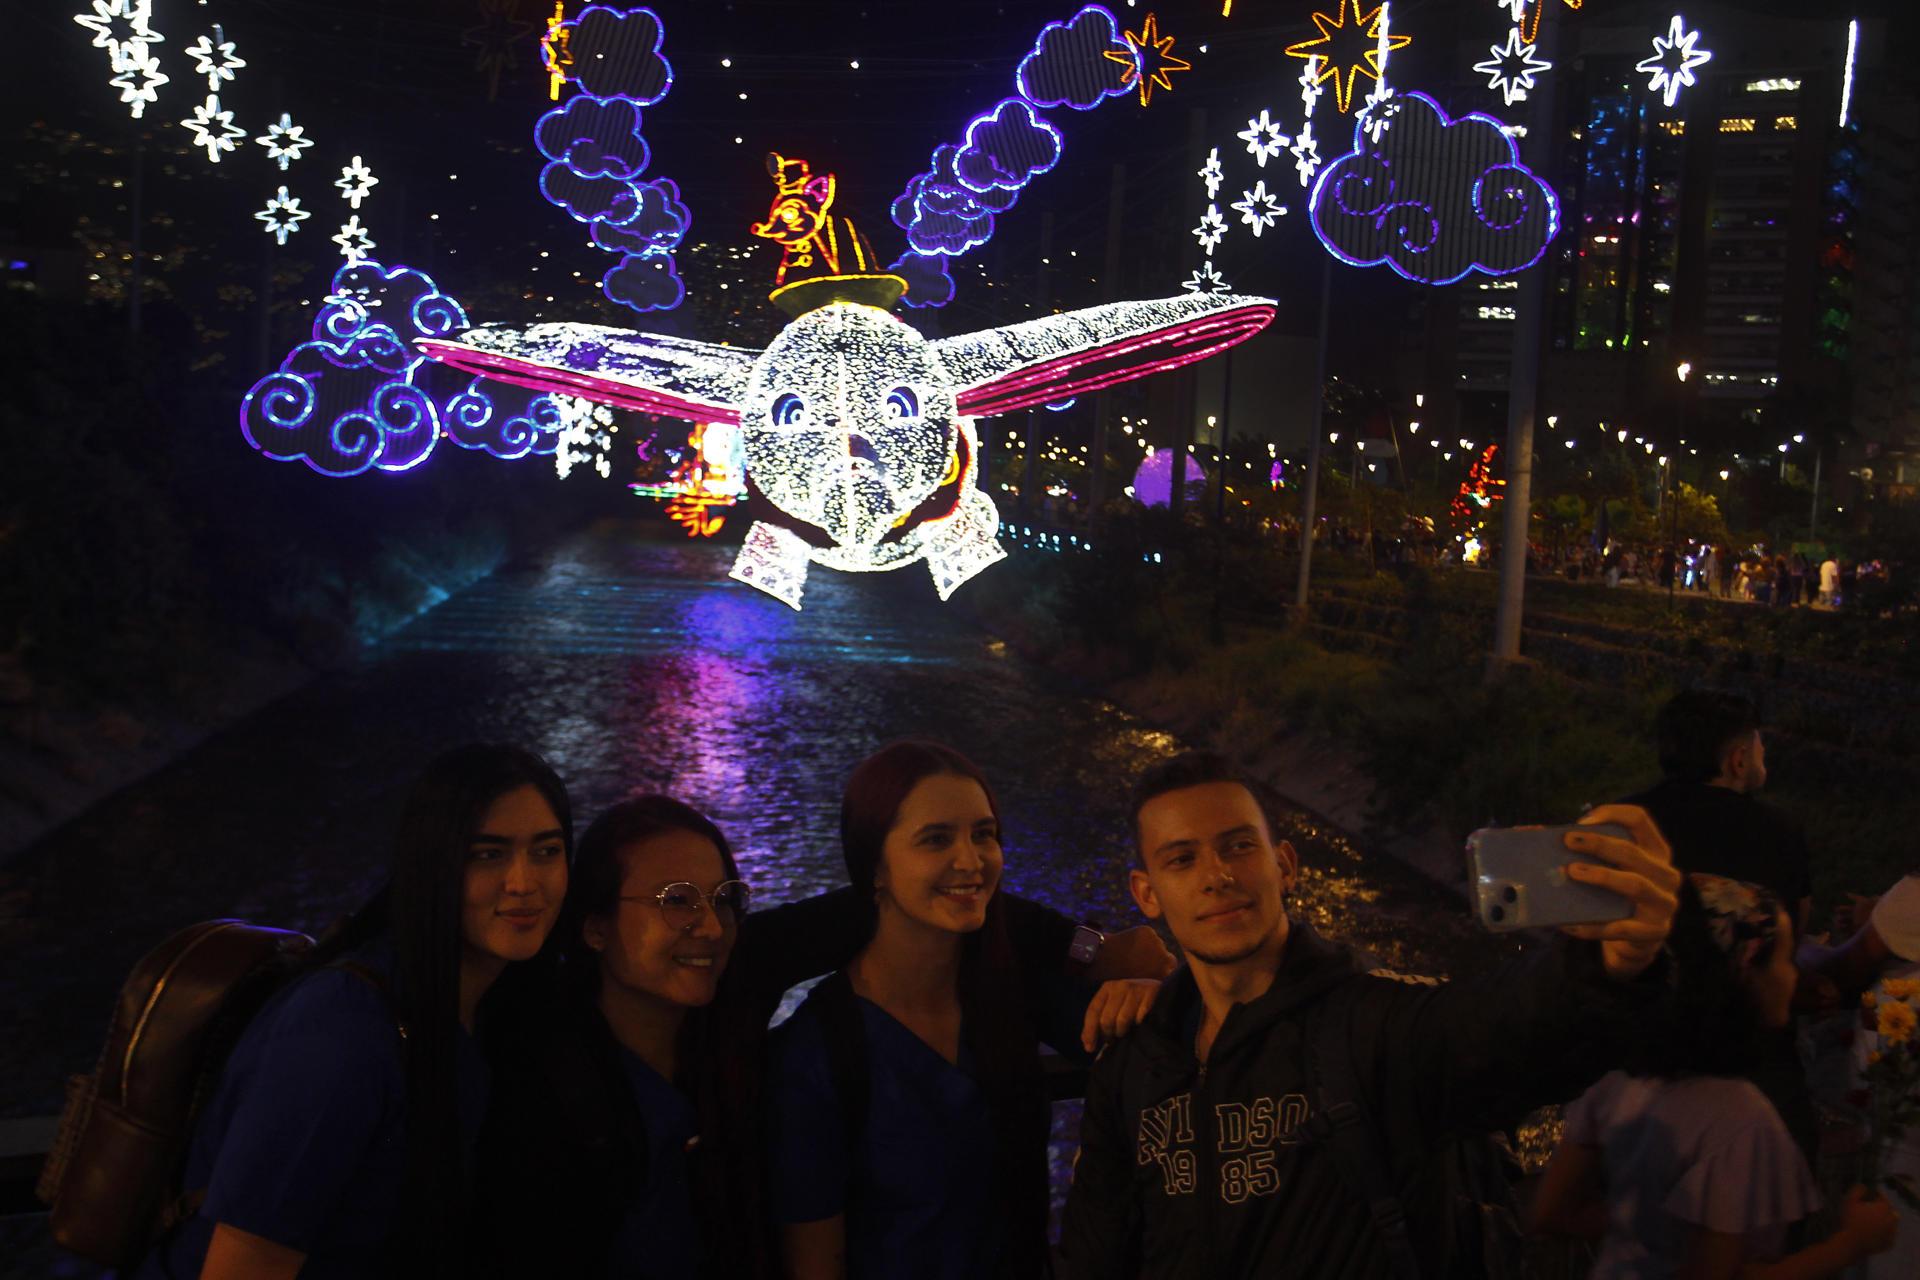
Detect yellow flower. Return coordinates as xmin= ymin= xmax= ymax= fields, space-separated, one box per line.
xmin=1877 ymin=999 xmax=1918 ymax=1044
xmin=1884 ymin=978 xmax=1920 ymax=1002
xmin=1868 ymin=1050 xmax=1883 ymax=1066
xmin=1864 ymin=991 xmax=1879 ymax=1009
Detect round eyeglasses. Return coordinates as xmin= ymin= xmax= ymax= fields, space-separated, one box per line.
xmin=621 ymin=880 xmax=752 ymax=932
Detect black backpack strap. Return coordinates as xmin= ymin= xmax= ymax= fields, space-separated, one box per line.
xmin=1302 ymin=984 xmax=1423 ymax=1280
xmin=811 ymin=970 xmax=871 ymax=1162
xmin=327 ymin=959 xmax=410 ymax=1044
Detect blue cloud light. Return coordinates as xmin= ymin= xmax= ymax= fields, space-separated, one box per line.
xmin=602 ymin=248 xmax=685 ymax=313
xmin=890 ymin=251 xmax=956 ymax=309
xmin=560 ymin=6 xmax=673 ymax=103
xmin=1308 ymin=93 xmax=1560 ymax=286
xmin=240 ymin=260 xmax=468 ymax=476
xmin=1017 ymin=6 xmax=1133 ymax=111
xmin=954 ymin=98 xmax=1062 ymax=192
xmin=534 ymin=95 xmax=650 ymax=178
xmin=443 ymin=378 xmax=565 ymax=459
xmin=590 ymin=177 xmax=691 ymax=253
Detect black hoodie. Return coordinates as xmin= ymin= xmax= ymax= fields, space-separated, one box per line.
xmin=1058 ymin=921 xmax=1667 ymax=1280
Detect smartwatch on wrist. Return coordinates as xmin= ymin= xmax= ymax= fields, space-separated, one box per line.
xmin=1067 ymin=923 xmax=1105 ymax=973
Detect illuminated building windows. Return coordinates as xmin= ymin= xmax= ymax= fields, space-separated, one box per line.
xmin=1658 ymin=120 xmax=1685 ymax=136
xmin=1720 ymin=118 xmax=1755 ymax=133
xmin=1775 ymin=116 xmax=1796 ymax=131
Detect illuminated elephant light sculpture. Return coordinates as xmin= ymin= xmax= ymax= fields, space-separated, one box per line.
xmin=418 ymin=292 xmax=1273 ymax=609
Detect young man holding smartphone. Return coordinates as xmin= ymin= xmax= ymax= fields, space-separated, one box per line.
xmin=1058 ymin=752 xmax=1682 ymax=1280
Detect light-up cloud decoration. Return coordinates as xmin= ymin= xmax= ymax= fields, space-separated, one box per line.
xmin=240 ymin=260 xmax=561 ymax=477
xmin=889 ymin=5 xmax=1140 ymax=308
xmin=531 ymin=5 xmax=686 ymax=314
xmin=1308 ymin=92 xmax=1559 ymax=285
xmin=418 ymin=293 xmax=1275 ymax=608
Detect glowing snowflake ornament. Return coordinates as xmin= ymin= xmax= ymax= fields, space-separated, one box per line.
xmin=255 ymin=112 xmax=314 ymax=171
xmin=1238 ymin=109 xmax=1290 ymax=167
xmin=336 ymin=157 xmax=378 ymax=210
xmin=109 ymin=47 xmax=167 ymax=118
xmin=255 ymin=186 xmax=310 ymax=245
xmin=1193 ymin=204 xmax=1229 ymax=253
xmin=186 ymin=25 xmax=244 ymax=91
xmin=1474 ymin=28 xmax=1553 ymax=106
xmin=331 ymin=215 xmax=376 ymax=265
xmin=184 ymin=95 xmax=245 ymax=163
xmin=418 ymin=294 xmax=1276 ymax=609
xmin=1198 ymin=148 xmax=1224 ymax=200
xmin=1637 ymin=15 xmax=1713 ymax=109
xmin=1182 ymin=261 xmax=1231 ymax=294
xmin=1232 ymin=181 xmax=1287 ymax=236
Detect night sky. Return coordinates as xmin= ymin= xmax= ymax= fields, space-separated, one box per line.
xmin=8 ymin=0 xmax=1917 ymax=374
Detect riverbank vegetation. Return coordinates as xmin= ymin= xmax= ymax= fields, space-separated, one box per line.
xmin=963 ymin=516 xmax=1918 ymax=926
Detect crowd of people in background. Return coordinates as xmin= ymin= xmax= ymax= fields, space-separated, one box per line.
xmin=57 ymin=690 xmax=1917 ymax=1278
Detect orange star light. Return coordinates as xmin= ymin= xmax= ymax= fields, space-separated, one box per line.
xmin=1104 ymin=12 xmax=1191 ymax=107
xmin=1521 ymin=0 xmax=1585 ymax=45
xmin=1284 ymin=0 xmax=1411 ymax=114
xmin=540 ymin=1 xmax=572 ymax=101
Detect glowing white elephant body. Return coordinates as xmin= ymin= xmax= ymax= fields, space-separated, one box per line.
xmin=419 ymin=293 xmax=1273 ymax=608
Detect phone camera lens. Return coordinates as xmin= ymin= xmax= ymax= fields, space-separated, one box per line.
xmin=1489 ymin=904 xmax=1505 ymax=923
xmin=1501 ymin=886 xmax=1519 ymax=904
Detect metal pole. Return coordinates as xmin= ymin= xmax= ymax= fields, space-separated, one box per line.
xmin=1089 ymin=164 xmax=1126 ymax=529
xmin=1490 ymin=4 xmax=1562 ymax=671
xmin=1215 ymin=351 xmax=1234 ymax=524
xmin=1810 ymin=449 xmax=1822 ymax=539
xmin=128 ymin=136 xmax=143 ymax=335
xmin=1293 ymin=255 xmax=1334 ymax=618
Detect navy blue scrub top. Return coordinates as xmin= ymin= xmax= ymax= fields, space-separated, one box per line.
xmin=135 ymin=942 xmax=491 ymax=1280
xmin=605 ymin=1047 xmax=704 ymax=1279
xmin=768 ymin=988 xmax=1001 ymax=1280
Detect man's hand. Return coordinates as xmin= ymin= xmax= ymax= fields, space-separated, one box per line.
xmin=1559 ymin=804 xmax=1681 ymax=981
xmin=1081 ymin=979 xmax=1162 ymax=1053
xmin=1086 ymin=924 xmax=1177 ymax=984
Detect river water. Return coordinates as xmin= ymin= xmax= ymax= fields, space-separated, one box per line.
xmin=0 ymin=526 xmax=1518 ymax=1273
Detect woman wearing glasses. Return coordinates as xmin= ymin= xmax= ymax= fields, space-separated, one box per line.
xmin=472 ymin=782 xmax=1171 ymax=1278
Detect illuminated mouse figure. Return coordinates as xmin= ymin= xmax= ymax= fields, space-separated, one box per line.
xmin=421 ymin=157 xmax=1274 ymax=609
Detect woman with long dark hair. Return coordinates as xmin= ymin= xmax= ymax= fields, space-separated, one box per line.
xmin=473 ymin=794 xmax=773 ymax=1279
xmin=1532 ymin=873 xmax=1899 ymax=1277
xmin=768 ymin=741 xmax=1161 ymax=1280
xmin=136 ymin=744 xmax=571 ymax=1280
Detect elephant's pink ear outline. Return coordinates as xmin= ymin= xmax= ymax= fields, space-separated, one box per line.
xmin=938 ymin=296 xmax=1276 ymax=420
xmin=417 ymin=326 xmax=758 ymax=424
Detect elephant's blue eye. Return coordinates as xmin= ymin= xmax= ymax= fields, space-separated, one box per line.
xmin=885 ymin=387 xmax=919 ymax=420
xmin=771 ymin=393 xmax=806 ymax=426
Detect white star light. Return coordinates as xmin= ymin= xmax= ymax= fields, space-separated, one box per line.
xmin=1637 ymin=15 xmax=1713 ymax=109
xmin=1231 ymin=180 xmax=1287 ymax=236
xmin=1181 ymin=260 xmax=1231 ymax=295
xmin=335 ymin=156 xmax=379 ymax=209
xmin=186 ymin=25 xmax=245 ymax=92
xmin=184 ymin=95 xmax=246 ymax=163
xmin=1499 ymin=0 xmax=1526 ymax=21
xmin=74 ymin=0 xmax=163 ymax=68
xmin=255 ymin=112 xmax=314 ymax=171
xmin=1474 ymin=28 xmax=1553 ymax=106
xmin=1237 ymin=109 xmax=1290 ymax=167
xmin=331 ymin=215 xmax=376 ymax=265
xmin=1192 ymin=204 xmax=1228 ymax=254
xmin=1198 ymin=147 xmax=1224 ymax=200
xmin=1359 ymin=83 xmax=1398 ymax=142
xmin=109 ymin=46 xmax=167 ymax=118
xmin=1297 ymin=54 xmax=1325 ymax=117
xmin=1290 ymin=127 xmax=1322 ymax=187
xmin=255 ymin=186 xmax=311 ymax=245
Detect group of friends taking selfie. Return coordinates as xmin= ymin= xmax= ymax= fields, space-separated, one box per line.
xmin=104 ymin=702 xmax=1907 ymax=1279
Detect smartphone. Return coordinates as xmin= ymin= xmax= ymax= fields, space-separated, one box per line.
xmin=1466 ymin=823 xmax=1634 ymax=932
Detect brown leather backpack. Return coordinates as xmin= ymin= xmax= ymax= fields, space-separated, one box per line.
xmin=36 ymin=918 xmax=314 ymax=1267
